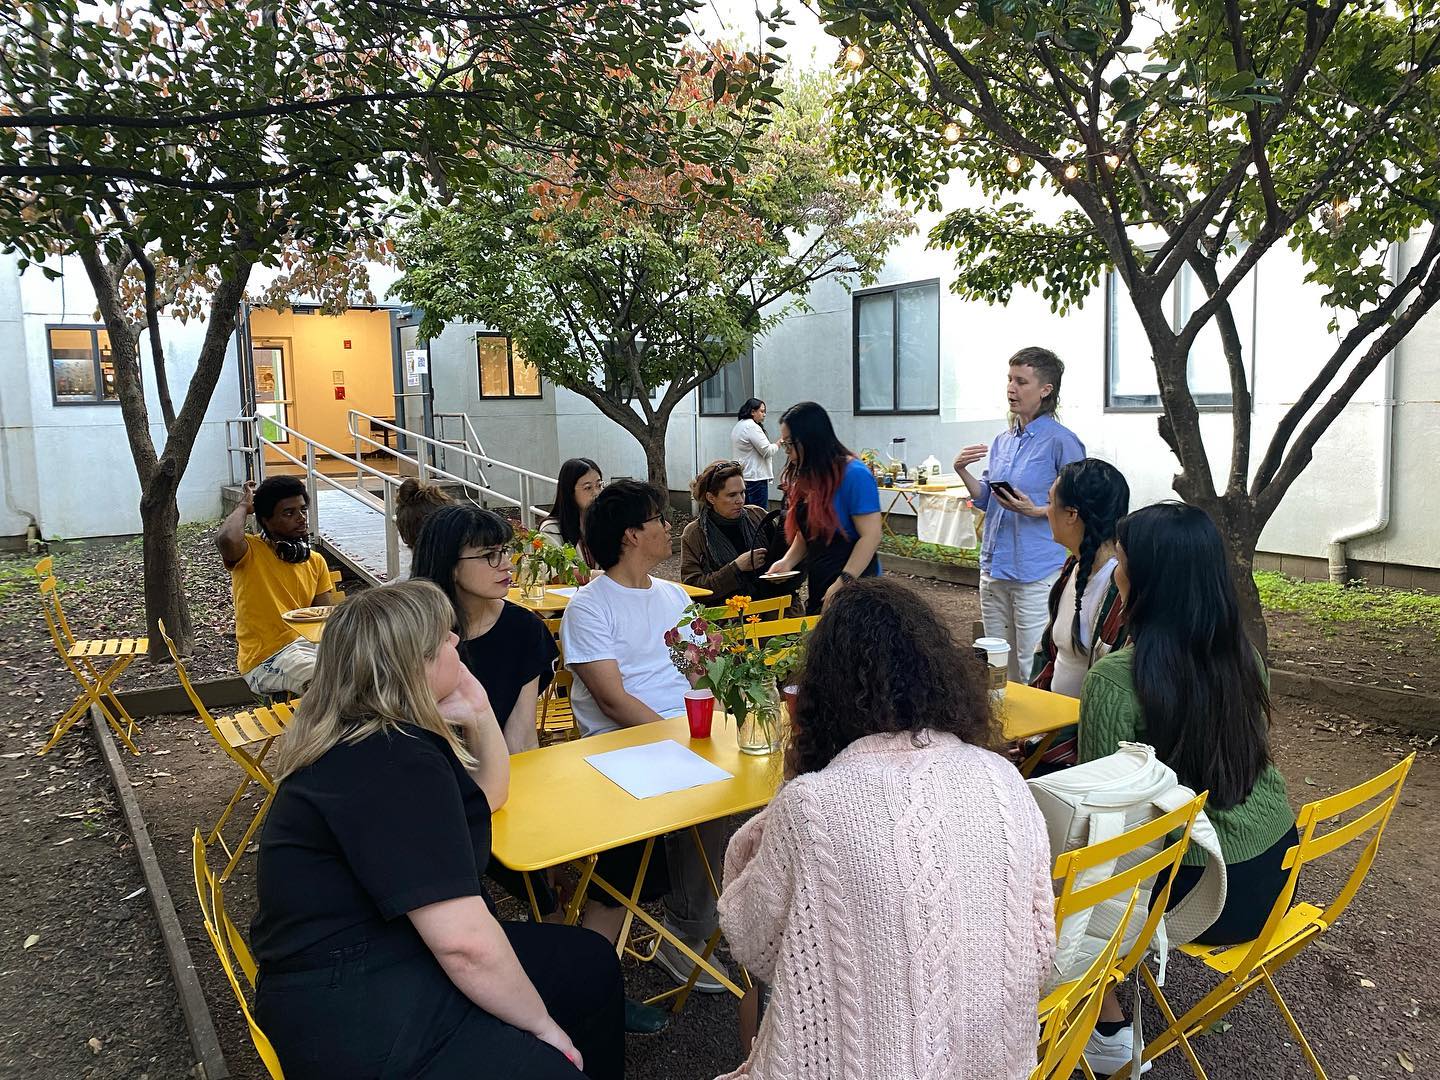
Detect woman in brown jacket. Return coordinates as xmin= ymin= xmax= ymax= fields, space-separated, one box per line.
xmin=680 ymin=461 xmax=793 ymax=604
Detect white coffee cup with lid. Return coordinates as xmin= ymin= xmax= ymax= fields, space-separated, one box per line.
xmin=973 ymin=636 xmax=1011 ymax=700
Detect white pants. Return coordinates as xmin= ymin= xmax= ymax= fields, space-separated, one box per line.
xmin=242 ymin=638 xmax=318 ymax=696
xmin=980 ymin=572 xmax=1059 ymax=682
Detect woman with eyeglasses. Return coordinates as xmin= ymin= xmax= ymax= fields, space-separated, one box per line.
xmin=767 ymin=401 xmax=882 ymax=614
xmin=539 ymin=458 xmax=604 ymax=554
xmin=680 ymin=460 xmax=790 ymax=604
xmin=412 ymin=506 xmax=558 ymax=757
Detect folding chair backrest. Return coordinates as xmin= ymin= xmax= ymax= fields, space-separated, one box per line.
xmin=192 ymin=831 xmax=285 ymax=1078
xmin=743 ymin=614 xmax=819 ymax=642
xmin=328 ymin=569 xmax=346 ymax=601
xmin=1051 ymin=790 xmax=1207 ymax=986
xmin=1222 ymin=753 xmax=1416 ymax=979
xmin=536 ymin=668 xmax=578 ymax=744
xmin=33 ymin=560 xmax=77 ymax=651
xmin=159 ymin=619 xmax=277 ymax=789
xmin=709 ymin=594 xmax=792 ymax=620
xmin=1034 ymin=889 xmax=1140 ymax=1080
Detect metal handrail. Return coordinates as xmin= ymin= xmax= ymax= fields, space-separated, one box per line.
xmin=348 ymin=410 xmax=558 ymax=487
xmin=434 ymin=411 xmax=493 ymax=490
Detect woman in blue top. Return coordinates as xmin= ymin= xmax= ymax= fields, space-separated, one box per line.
xmin=768 ymin=401 xmax=882 ymax=614
xmin=953 ymin=347 xmax=1085 ymax=681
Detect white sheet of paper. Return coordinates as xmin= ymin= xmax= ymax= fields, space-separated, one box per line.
xmin=585 ymin=740 xmax=733 ymax=800
xmin=547 ymin=586 xmax=579 ymax=599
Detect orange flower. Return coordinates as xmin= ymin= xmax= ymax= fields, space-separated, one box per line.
xmin=531 ymin=536 xmax=544 ymax=551
xmin=745 ymin=615 xmax=761 ymax=625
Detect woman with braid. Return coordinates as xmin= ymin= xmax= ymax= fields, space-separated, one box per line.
xmin=680 ymin=460 xmax=791 ymax=604
xmin=1023 ymin=459 xmax=1130 ymax=768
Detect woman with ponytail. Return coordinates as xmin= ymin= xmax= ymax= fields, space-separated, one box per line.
xmin=1032 ymin=458 xmax=1131 ymax=696
xmin=766 ymin=402 xmax=882 ymax=615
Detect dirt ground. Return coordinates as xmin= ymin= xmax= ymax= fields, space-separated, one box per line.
xmin=2 ymin=535 xmax=1437 ymax=1080
xmin=1266 ymin=608 xmax=1440 ymax=698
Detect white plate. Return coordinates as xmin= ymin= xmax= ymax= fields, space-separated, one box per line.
xmin=282 ymin=606 xmax=335 ymax=623
xmin=758 ymin=571 xmax=801 ymax=583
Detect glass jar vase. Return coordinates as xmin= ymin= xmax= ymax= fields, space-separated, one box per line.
xmin=734 ymin=679 xmax=784 ymax=756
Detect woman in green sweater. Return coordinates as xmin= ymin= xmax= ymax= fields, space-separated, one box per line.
xmin=1078 ymin=502 xmax=1297 ymax=1072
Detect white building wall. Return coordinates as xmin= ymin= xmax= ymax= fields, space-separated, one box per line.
xmin=0 ymin=253 xmax=40 ymax=540
xmin=3 ymin=254 xmax=242 ymax=540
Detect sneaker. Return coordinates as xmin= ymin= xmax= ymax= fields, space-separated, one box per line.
xmin=1083 ymin=1026 xmax=1153 ymax=1076
xmin=653 ymin=936 xmax=729 ymax=994
xmin=623 ymin=997 xmax=669 ymax=1035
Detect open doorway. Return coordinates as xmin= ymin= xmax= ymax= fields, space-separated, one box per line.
xmin=245 ymin=306 xmax=431 ymax=476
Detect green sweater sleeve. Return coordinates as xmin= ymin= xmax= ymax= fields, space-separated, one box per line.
xmin=1078 ymin=650 xmax=1143 ymax=763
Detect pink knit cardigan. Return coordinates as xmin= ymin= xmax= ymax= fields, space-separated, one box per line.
xmin=716 ymin=731 xmax=1056 ymax=1080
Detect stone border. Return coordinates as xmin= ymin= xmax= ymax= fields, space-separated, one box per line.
xmin=887 ymin=552 xmax=1440 ymax=736
xmin=88 ymin=707 xmax=230 ymax=1080
xmin=115 ymin=676 xmax=254 ymax=721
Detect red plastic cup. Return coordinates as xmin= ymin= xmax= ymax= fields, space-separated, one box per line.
xmin=782 ymin=684 xmax=800 ymax=719
xmin=684 ymin=690 xmax=716 ymax=739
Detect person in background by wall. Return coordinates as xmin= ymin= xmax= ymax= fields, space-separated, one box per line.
xmin=539 ymin=458 xmax=604 ymax=550
xmin=215 ymin=476 xmax=335 ymax=697
xmin=680 ymin=460 xmax=790 ymax=604
xmin=716 ymin=579 xmax=1054 ymax=1080
xmin=1025 ymin=458 xmax=1130 ymax=768
xmin=953 ymin=347 xmax=1085 ymax=681
xmin=396 ymin=478 xmax=453 ymax=552
xmin=767 ymin=401 xmax=882 ymax=615
xmin=1076 ymin=502 xmax=1296 ymax=1074
xmin=251 ymin=581 xmax=623 ymax=1079
xmin=731 ymin=398 xmax=780 ymax=509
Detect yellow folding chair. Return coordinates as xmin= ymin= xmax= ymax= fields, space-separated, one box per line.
xmin=32 ymin=556 xmax=146 ymax=755
xmin=192 ymin=831 xmax=285 ymax=1079
xmin=536 ymin=669 xmax=580 ymax=746
xmin=327 ymin=568 xmax=346 ymax=601
xmin=160 ymin=619 xmax=292 ymax=881
xmin=707 ymin=594 xmax=793 ymax=620
xmin=742 ymin=614 xmax=819 ymax=643
xmin=1130 ymin=755 xmax=1417 ymax=1080
xmin=1033 ymin=888 xmax=1141 ymax=1080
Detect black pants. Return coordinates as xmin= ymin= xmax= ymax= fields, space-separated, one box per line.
xmin=1166 ymin=824 xmax=1300 ymax=946
xmin=256 ymin=922 xmax=623 ymax=1079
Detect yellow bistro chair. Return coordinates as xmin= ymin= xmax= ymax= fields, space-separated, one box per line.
xmin=742 ymin=614 xmax=819 ymax=643
xmin=707 ymin=594 xmax=793 ymax=621
xmin=32 ymin=556 xmax=146 ymax=755
xmin=160 ymin=619 xmax=293 ymax=881
xmin=192 ymin=831 xmax=285 ymax=1079
xmin=327 ymin=568 xmax=346 ymax=601
xmin=1129 ymin=754 xmax=1417 ymax=1080
xmin=1033 ymin=888 xmax=1141 ymax=1080
xmin=536 ymin=669 xmax=580 ymax=746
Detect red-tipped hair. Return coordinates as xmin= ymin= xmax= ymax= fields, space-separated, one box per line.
xmin=786 ymin=457 xmax=851 ymax=543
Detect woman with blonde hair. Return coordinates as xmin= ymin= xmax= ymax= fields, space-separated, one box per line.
xmin=250 ymin=579 xmax=622 ymax=1079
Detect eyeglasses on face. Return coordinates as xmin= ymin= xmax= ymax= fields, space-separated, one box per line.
xmin=642 ymin=512 xmax=672 ymax=527
xmin=458 ymin=547 xmax=510 ymax=568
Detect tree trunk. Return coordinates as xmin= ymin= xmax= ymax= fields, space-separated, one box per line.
xmin=639 ymin=424 xmax=670 ymax=496
xmin=141 ymin=463 xmax=192 ymax=656
xmin=1210 ymin=502 xmax=1268 ymax=658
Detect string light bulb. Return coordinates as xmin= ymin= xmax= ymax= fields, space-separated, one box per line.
xmin=942 ymin=121 xmax=965 ymax=145
xmin=1332 ymin=196 xmax=1353 ymax=220
xmin=842 ymin=42 xmax=866 ymax=70
xmin=1103 ymin=152 xmax=1122 ymax=171
xmin=1062 ymin=161 xmax=1080 ymax=181
xmin=1005 ymin=154 xmax=1024 ymax=174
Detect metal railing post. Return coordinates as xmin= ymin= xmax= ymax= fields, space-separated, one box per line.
xmin=305 ymin=443 xmax=319 ymax=534
xmin=519 ymin=474 xmax=533 ymax=529
xmin=384 ymin=484 xmax=400 ymax=581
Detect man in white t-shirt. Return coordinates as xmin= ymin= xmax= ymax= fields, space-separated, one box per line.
xmin=560 ymin=479 xmax=728 ymax=993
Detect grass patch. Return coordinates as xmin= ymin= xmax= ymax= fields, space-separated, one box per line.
xmin=879 ymin=534 xmax=980 ymax=569
xmin=1255 ymin=570 xmax=1440 ymax=638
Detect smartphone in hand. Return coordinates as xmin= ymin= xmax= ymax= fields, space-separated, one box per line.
xmin=989 ymin=480 xmax=1019 ymax=500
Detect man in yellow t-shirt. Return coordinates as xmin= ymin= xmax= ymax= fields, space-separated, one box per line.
xmin=216 ymin=476 xmax=334 ymax=695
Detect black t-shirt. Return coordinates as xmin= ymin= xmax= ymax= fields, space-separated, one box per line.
xmin=460 ymin=601 xmax=559 ymax=730
xmin=251 ymin=725 xmax=491 ymax=965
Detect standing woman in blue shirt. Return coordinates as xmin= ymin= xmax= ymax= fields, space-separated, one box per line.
xmin=953 ymin=347 xmax=1085 ymax=681
xmin=768 ymin=401 xmax=882 ymax=614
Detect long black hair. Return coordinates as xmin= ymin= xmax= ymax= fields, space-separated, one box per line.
xmin=546 ymin=457 xmax=602 ymax=545
xmin=410 ymin=504 xmax=514 ymax=652
xmin=780 ymin=401 xmax=853 ymax=542
xmin=736 ymin=397 xmax=765 ymax=425
xmin=1051 ymin=458 xmax=1130 ymax=652
xmin=787 ymin=578 xmax=996 ymax=778
xmin=1118 ymin=502 xmax=1271 ymax=810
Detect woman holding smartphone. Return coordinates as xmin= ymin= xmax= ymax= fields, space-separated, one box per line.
xmin=953 ymin=347 xmax=1084 ymax=681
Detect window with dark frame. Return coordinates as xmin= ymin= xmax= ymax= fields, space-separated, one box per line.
xmin=47 ymin=325 xmax=120 ymax=405
xmin=699 ymin=342 xmax=755 ymax=416
xmin=476 ymin=332 xmax=542 ymax=399
xmin=853 ymin=280 xmax=940 ymax=415
xmin=1104 ymin=261 xmax=1256 ymax=411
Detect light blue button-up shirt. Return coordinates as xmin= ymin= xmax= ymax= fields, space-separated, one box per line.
xmin=974 ymin=414 xmax=1086 ymax=582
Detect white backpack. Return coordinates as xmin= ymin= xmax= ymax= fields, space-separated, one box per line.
xmin=1028 ymin=742 xmax=1227 ymax=989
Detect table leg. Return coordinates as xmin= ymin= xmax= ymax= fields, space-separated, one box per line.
xmin=1018 ymin=732 xmax=1058 ymax=778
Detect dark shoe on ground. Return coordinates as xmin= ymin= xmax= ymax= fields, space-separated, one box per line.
xmin=623 ymin=996 xmax=669 ymax=1034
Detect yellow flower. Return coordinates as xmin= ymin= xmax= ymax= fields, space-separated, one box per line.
xmin=745 ymin=615 xmax=761 ymax=625
xmin=730 ymin=644 xmax=746 ymax=656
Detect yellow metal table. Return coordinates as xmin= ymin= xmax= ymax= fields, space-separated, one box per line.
xmin=280 ymin=615 xmax=328 ymax=644
xmin=1000 ymin=682 xmax=1080 ymax=775
xmin=507 ymin=580 xmax=712 ymax=614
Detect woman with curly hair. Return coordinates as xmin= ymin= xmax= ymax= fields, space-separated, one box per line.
xmin=716 ymin=579 xmax=1055 ymax=1080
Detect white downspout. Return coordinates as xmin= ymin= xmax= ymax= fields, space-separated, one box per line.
xmin=1327 ymin=240 xmax=1401 ymax=583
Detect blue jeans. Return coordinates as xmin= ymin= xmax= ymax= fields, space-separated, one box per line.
xmin=744 ymin=479 xmax=770 ymax=509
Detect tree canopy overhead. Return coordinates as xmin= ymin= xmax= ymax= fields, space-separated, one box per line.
xmin=393 ymin=66 xmax=911 ymax=490
xmin=820 ymin=0 xmax=1440 ymax=646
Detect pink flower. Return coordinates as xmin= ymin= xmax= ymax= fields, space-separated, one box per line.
xmin=663 ymin=627 xmax=680 ymax=647
xmin=707 ymin=631 xmax=723 ymax=649
xmin=691 ymin=618 xmax=708 ymax=635
xmin=684 ymin=643 xmax=702 ymax=667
